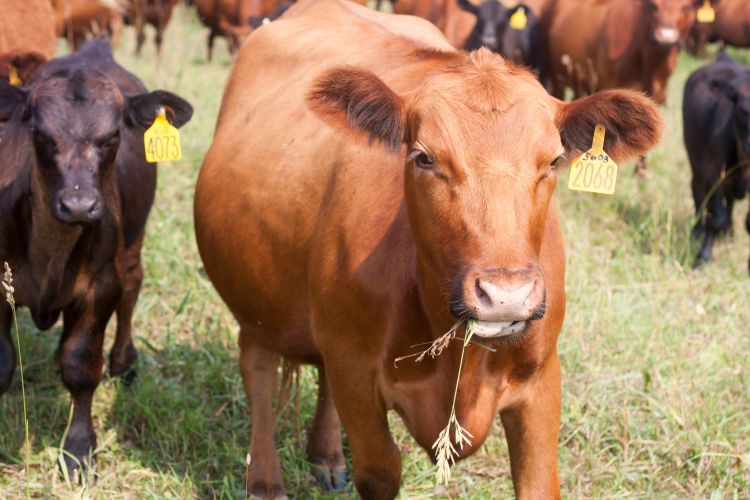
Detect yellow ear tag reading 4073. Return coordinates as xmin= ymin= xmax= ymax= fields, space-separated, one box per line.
xmin=144 ymin=108 xmax=181 ymax=163
xmin=510 ymin=8 xmax=527 ymax=30
xmin=568 ymin=124 xmax=617 ymax=195
xmin=697 ymin=0 xmax=715 ymax=23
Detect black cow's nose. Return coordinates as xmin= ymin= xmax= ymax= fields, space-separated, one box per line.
xmin=58 ymin=193 xmax=101 ymax=223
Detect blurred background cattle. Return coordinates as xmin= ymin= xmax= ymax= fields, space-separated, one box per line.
xmin=1 ymin=0 xmax=750 ymax=497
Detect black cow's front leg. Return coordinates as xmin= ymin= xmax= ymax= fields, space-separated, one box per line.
xmin=0 ymin=307 xmax=15 ymax=395
xmin=110 ymin=237 xmax=144 ymax=385
xmin=59 ymin=281 xmax=120 ymax=478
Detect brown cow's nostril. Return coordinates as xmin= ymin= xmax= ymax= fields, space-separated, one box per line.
xmin=474 ymin=279 xmax=493 ymax=308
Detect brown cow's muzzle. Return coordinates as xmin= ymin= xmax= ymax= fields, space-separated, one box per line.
xmin=452 ymin=266 xmax=546 ymax=339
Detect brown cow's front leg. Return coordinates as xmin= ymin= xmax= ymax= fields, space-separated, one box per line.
xmin=307 ymin=365 xmax=347 ymax=491
xmin=110 ymin=238 xmax=144 ymax=385
xmin=500 ymin=356 xmax=561 ymax=500
xmin=239 ymin=328 xmax=287 ymax=499
xmin=59 ymin=281 xmax=120 ymax=478
xmin=325 ymin=362 xmax=401 ymax=500
xmin=0 ymin=307 xmax=15 ymax=395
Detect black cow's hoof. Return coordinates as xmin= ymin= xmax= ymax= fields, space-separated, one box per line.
xmin=311 ymin=463 xmax=348 ymax=491
xmin=112 ymin=366 xmax=138 ymax=389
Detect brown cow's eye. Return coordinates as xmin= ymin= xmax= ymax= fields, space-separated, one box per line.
xmin=415 ymin=152 xmax=434 ymax=169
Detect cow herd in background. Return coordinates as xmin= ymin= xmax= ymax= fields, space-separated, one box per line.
xmin=0 ymin=0 xmax=749 ymax=498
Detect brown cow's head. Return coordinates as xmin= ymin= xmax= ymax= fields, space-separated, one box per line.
xmin=0 ymin=68 xmax=192 ymax=224
xmin=644 ymin=0 xmax=697 ymax=46
xmin=308 ymin=49 xmax=662 ymax=341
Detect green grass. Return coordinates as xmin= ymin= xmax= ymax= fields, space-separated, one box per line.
xmin=1 ymin=6 xmax=750 ymax=498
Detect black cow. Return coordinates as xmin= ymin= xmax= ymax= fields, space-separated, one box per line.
xmin=0 ymin=40 xmax=192 ymax=476
xmin=456 ymin=1 xmax=543 ymax=77
xmin=683 ymin=52 xmax=750 ymax=270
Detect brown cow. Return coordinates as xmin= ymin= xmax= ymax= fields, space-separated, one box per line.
xmin=0 ymin=0 xmax=57 ymax=61
xmin=195 ymin=0 xmax=293 ymax=61
xmin=0 ymin=40 xmax=193 ymax=476
xmin=51 ymin=0 xmax=124 ymax=52
xmin=689 ymin=0 xmax=750 ymax=52
xmin=194 ymin=0 xmax=663 ymax=498
xmin=547 ymin=0 xmax=698 ymax=104
xmin=122 ymin=0 xmax=179 ymax=56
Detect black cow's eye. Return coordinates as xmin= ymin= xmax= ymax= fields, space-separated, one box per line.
xmin=96 ymin=131 xmax=120 ymax=148
xmin=550 ymin=156 xmax=562 ymax=169
xmin=415 ymin=152 xmax=434 ymax=169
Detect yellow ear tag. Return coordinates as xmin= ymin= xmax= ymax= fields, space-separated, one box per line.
xmin=8 ymin=66 xmax=22 ymax=86
xmin=697 ymin=1 xmax=715 ymax=23
xmin=510 ymin=8 xmax=527 ymax=30
xmin=143 ymin=108 xmax=181 ymax=163
xmin=568 ymin=124 xmax=617 ymax=195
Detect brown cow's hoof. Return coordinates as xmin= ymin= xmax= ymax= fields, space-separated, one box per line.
xmin=248 ymin=482 xmax=287 ymax=500
xmin=311 ymin=463 xmax=348 ymax=491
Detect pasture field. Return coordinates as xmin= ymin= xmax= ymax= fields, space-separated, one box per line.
xmin=1 ymin=5 xmax=749 ymax=499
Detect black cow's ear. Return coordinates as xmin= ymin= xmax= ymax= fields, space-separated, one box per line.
xmin=125 ymin=90 xmax=194 ymax=129
xmin=0 ymin=81 xmax=28 ymax=122
xmin=710 ymin=79 xmax=738 ymax=103
xmin=508 ymin=3 xmax=530 ymax=17
xmin=457 ymin=0 xmax=480 ymax=15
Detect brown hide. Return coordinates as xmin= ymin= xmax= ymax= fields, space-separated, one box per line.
xmin=123 ymin=0 xmax=179 ymax=55
xmin=0 ymin=0 xmax=57 ymax=60
xmin=50 ymin=0 xmax=123 ymax=52
xmin=548 ymin=0 xmax=697 ymax=103
xmin=195 ymin=0 xmax=290 ymax=60
xmin=194 ymin=0 xmax=663 ymax=497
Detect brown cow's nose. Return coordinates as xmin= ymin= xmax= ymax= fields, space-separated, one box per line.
xmin=58 ymin=192 xmax=102 ymax=223
xmin=453 ymin=267 xmax=546 ymax=329
xmin=473 ymin=278 xmax=541 ymax=322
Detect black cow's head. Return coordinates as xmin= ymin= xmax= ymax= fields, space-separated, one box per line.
xmin=0 ymin=68 xmax=192 ymax=225
xmin=457 ymin=0 xmax=510 ymax=51
xmin=712 ymin=73 xmax=750 ymax=158
xmin=458 ymin=0 xmax=533 ymax=55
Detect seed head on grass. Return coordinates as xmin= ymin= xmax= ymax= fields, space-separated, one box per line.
xmin=395 ymin=319 xmax=478 ymax=486
xmin=4 ymin=262 xmax=30 ymax=498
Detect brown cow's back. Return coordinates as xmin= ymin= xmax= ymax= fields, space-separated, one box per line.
xmin=0 ymin=0 xmax=57 ymax=59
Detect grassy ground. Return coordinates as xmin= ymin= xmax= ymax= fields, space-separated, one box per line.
xmin=1 ymin=5 xmax=749 ymax=499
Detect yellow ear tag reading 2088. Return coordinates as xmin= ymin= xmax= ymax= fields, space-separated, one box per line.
xmin=144 ymin=108 xmax=181 ymax=163
xmin=697 ymin=0 xmax=715 ymax=23
xmin=568 ymin=124 xmax=617 ymax=195
xmin=510 ymin=7 xmax=527 ymax=30
xmin=8 ymin=66 xmax=21 ymax=86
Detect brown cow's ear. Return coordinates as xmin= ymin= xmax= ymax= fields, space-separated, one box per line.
xmin=557 ymin=89 xmax=664 ymax=163
xmin=307 ymin=67 xmax=406 ymax=152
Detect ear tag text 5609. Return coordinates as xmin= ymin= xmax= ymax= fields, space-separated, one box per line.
xmin=8 ymin=66 xmax=21 ymax=86
xmin=697 ymin=0 xmax=715 ymax=23
xmin=568 ymin=124 xmax=617 ymax=195
xmin=144 ymin=108 xmax=181 ymax=163
xmin=510 ymin=8 xmax=527 ymax=30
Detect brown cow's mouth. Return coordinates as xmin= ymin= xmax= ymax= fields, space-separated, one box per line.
xmin=471 ymin=320 xmax=532 ymax=346
xmin=472 ymin=319 xmax=528 ymax=338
